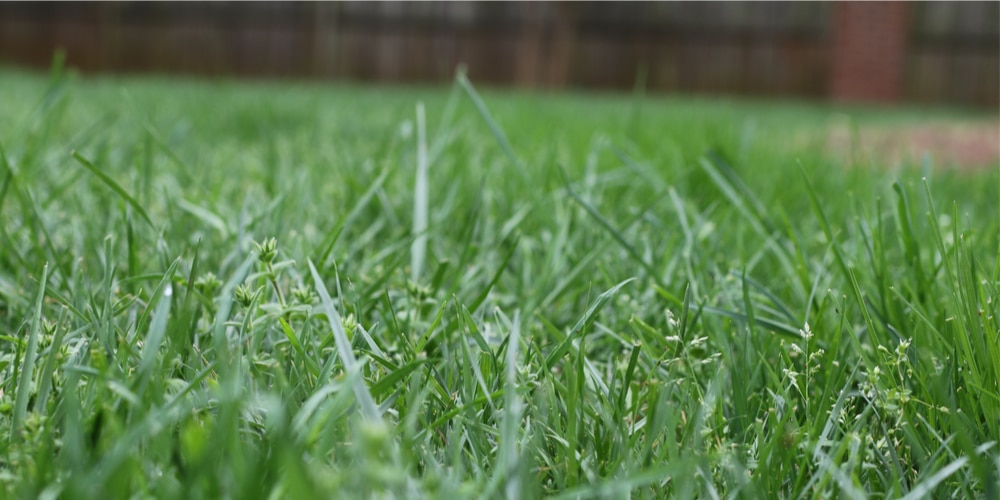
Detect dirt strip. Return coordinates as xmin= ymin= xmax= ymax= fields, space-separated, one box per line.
xmin=826 ymin=120 xmax=999 ymax=170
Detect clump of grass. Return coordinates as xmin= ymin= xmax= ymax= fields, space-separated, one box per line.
xmin=0 ymin=64 xmax=996 ymax=498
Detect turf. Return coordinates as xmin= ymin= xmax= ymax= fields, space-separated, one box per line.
xmin=0 ymin=63 xmax=998 ymax=498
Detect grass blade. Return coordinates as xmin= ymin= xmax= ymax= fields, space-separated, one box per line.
xmin=12 ymin=262 xmax=48 ymax=437
xmin=279 ymin=317 xmax=321 ymax=379
xmin=502 ymin=311 xmax=523 ymax=500
xmin=134 ymin=275 xmax=173 ymax=397
xmin=32 ymin=312 xmax=66 ymax=415
xmin=562 ymin=164 xmax=666 ymax=289
xmin=176 ymin=198 xmax=231 ymax=238
xmin=468 ymin=234 xmax=520 ymax=314
xmin=456 ymin=71 xmax=526 ymax=176
xmin=72 ymin=151 xmax=154 ymax=229
xmin=411 ymin=101 xmax=429 ymax=282
xmin=900 ymin=456 xmax=969 ymax=500
xmin=544 ymin=278 xmax=635 ymax=370
xmin=308 ymin=258 xmax=381 ymax=421
xmin=700 ymin=305 xmax=801 ymax=340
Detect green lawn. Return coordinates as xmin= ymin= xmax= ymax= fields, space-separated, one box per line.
xmin=0 ymin=65 xmax=997 ymax=498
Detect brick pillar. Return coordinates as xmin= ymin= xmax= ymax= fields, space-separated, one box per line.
xmin=830 ymin=2 xmax=910 ymax=103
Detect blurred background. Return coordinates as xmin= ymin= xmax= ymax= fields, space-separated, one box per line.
xmin=0 ymin=1 xmax=997 ymax=108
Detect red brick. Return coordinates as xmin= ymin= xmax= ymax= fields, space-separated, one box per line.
xmin=830 ymin=2 xmax=910 ymax=103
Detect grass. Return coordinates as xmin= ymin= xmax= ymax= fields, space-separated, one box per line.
xmin=0 ymin=62 xmax=998 ymax=498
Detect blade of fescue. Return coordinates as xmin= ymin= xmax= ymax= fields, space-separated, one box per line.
xmin=899 ymin=456 xmax=969 ymax=500
xmin=12 ymin=262 xmax=48 ymax=437
xmin=72 ymin=151 xmax=154 ymax=229
xmin=483 ymin=310 xmax=525 ymax=499
xmin=502 ymin=311 xmax=523 ymax=500
xmin=211 ymin=252 xmax=256 ymax=371
xmin=411 ymin=101 xmax=429 ymax=282
xmin=544 ymin=278 xmax=635 ymax=370
xmin=562 ymin=164 xmax=665 ymax=290
xmin=456 ymin=70 xmax=526 ymax=177
xmin=700 ymin=155 xmax=797 ymax=288
xmin=32 ymin=312 xmax=65 ymax=414
xmin=135 ymin=272 xmax=174 ymax=395
xmin=308 ymin=258 xmax=381 ymax=421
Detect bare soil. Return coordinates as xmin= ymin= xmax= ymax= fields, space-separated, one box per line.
xmin=826 ymin=120 xmax=999 ymax=170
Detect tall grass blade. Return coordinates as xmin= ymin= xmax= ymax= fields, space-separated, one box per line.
xmin=308 ymin=258 xmax=381 ymax=421
xmin=502 ymin=311 xmax=523 ymax=500
xmin=411 ymin=101 xmax=429 ymax=282
xmin=544 ymin=278 xmax=635 ymax=369
xmin=799 ymin=165 xmax=850 ymax=280
xmin=211 ymin=253 xmax=256 ymax=368
xmin=176 ymin=198 xmax=231 ymax=238
xmin=700 ymin=305 xmax=801 ymax=340
xmin=12 ymin=262 xmax=48 ymax=438
xmin=700 ymin=154 xmax=796 ymax=284
xmin=135 ymin=272 xmax=173 ymax=395
xmin=562 ymin=165 xmax=665 ymax=289
xmin=72 ymin=151 xmax=154 ymax=229
xmin=468 ymin=234 xmax=520 ymax=314
xmin=32 ymin=312 xmax=65 ymax=414
xmin=456 ymin=71 xmax=526 ymax=175
xmin=900 ymin=456 xmax=969 ymax=500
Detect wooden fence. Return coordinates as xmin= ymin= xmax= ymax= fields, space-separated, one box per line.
xmin=0 ymin=1 xmax=996 ymax=107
